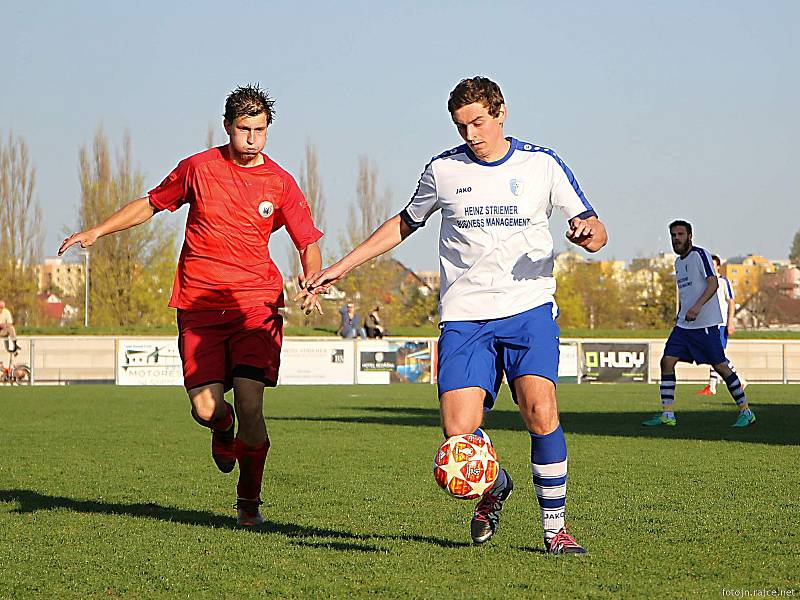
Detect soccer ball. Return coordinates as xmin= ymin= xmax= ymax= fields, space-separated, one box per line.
xmin=433 ymin=433 xmax=499 ymax=499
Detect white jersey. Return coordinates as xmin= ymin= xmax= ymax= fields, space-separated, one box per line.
xmin=675 ymin=246 xmax=723 ymax=329
xmin=401 ymin=137 xmax=596 ymax=322
xmin=716 ymin=276 xmax=734 ymax=326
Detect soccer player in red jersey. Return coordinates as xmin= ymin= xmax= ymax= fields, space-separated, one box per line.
xmin=59 ymin=85 xmax=323 ymax=526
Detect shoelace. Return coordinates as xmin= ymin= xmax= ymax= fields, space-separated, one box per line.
xmin=548 ymin=529 xmax=581 ymax=550
xmin=473 ymin=492 xmax=502 ymax=522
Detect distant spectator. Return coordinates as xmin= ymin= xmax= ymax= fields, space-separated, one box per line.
xmin=365 ymin=305 xmax=385 ymax=338
xmin=339 ymin=302 xmax=366 ymax=339
xmin=0 ymin=300 xmax=18 ymax=352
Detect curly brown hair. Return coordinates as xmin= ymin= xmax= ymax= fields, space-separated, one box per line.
xmin=224 ymin=84 xmax=275 ymax=124
xmin=447 ymin=77 xmax=505 ymax=117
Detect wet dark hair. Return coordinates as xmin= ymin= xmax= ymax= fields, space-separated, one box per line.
xmin=447 ymin=76 xmax=505 ymax=117
xmin=224 ymin=84 xmax=275 ymax=124
xmin=669 ymin=219 xmax=692 ymax=235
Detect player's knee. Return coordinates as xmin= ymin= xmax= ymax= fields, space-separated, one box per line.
xmin=660 ymin=356 xmax=676 ymax=372
xmin=519 ymin=404 xmax=558 ymax=435
xmin=191 ymin=405 xmax=215 ymax=425
xmin=236 ymin=403 xmax=264 ymax=426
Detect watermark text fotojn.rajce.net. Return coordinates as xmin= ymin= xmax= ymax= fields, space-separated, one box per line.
xmin=721 ymin=589 xmax=796 ymax=598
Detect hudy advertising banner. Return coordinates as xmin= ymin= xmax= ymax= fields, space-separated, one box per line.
xmin=116 ymin=338 xmax=183 ymax=385
xmin=582 ymin=342 xmax=649 ymax=383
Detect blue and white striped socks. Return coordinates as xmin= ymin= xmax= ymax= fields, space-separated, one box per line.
xmin=530 ymin=425 xmax=567 ymax=542
xmin=660 ymin=373 xmax=676 ymax=419
xmin=724 ymin=373 xmax=751 ymax=414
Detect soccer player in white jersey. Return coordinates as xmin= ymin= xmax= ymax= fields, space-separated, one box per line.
xmin=303 ymin=77 xmax=608 ymax=553
xmin=643 ymin=221 xmax=755 ymax=428
xmin=697 ymin=254 xmax=747 ymax=395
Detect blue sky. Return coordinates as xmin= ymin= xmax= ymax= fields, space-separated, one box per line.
xmin=2 ymin=0 xmax=798 ymax=272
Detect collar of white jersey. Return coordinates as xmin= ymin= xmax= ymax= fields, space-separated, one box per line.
xmin=467 ymin=137 xmax=518 ymax=167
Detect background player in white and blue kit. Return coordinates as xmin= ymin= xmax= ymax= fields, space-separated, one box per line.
xmin=643 ymin=221 xmax=755 ymax=428
xmin=304 ymin=77 xmax=608 ymax=553
xmin=697 ymin=255 xmax=747 ymax=395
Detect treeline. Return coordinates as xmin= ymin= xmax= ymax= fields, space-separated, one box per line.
xmin=2 ymin=128 xmax=798 ymax=331
xmin=555 ymin=259 xmax=677 ymax=330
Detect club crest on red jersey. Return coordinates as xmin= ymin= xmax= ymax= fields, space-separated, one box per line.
xmin=258 ymin=200 xmax=274 ymax=218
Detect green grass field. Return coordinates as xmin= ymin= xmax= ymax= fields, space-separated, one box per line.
xmin=1 ymin=384 xmax=798 ymax=599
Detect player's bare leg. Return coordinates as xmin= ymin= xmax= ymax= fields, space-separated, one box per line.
xmin=441 ymin=387 xmax=513 ymax=545
xmin=439 ymin=387 xmax=484 ymax=437
xmin=712 ymin=362 xmax=755 ymax=427
xmin=188 ymin=384 xmax=236 ymax=472
xmin=232 ymin=377 xmax=269 ymax=526
xmin=514 ymin=375 xmax=585 ymax=554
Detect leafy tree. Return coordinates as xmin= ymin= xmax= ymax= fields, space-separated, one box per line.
xmin=0 ymin=132 xmax=43 ymax=325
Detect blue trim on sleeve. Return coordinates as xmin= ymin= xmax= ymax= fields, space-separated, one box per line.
xmin=516 ymin=140 xmax=593 ymax=212
xmin=574 ymin=209 xmax=597 ymax=220
xmin=692 ymin=246 xmax=715 ymax=277
xmin=723 ymin=277 xmax=734 ymax=299
xmin=399 ymin=209 xmax=425 ymax=230
xmin=433 ymin=144 xmax=469 ymax=162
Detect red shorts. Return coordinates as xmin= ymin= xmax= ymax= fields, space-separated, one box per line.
xmin=177 ymin=304 xmax=283 ymax=391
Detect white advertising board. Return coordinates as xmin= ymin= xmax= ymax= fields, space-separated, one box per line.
xmin=278 ymin=339 xmax=355 ymax=385
xmin=558 ymin=343 xmax=579 ymax=381
xmin=117 ymin=338 xmax=183 ymax=386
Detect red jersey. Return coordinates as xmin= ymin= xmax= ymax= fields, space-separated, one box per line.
xmin=148 ymin=146 xmax=323 ymax=310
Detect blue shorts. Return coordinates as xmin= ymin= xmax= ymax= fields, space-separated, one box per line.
xmin=437 ymin=303 xmax=560 ymax=410
xmin=720 ymin=326 xmax=728 ymax=349
xmin=663 ymin=326 xmax=727 ymax=366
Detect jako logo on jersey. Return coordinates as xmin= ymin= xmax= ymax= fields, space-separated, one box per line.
xmin=257 ymin=201 xmax=274 ymax=218
xmin=509 ymin=179 xmax=525 ymax=196
xmin=584 ymin=351 xmax=646 ymax=369
xmin=456 ymin=187 xmax=472 ymax=194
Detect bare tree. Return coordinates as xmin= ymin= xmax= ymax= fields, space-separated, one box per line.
xmin=287 ymin=142 xmax=328 ymax=280
xmin=333 ymin=156 xmax=399 ymax=328
xmin=77 ymin=127 xmax=177 ymax=326
xmin=299 ymin=142 xmax=327 ymax=249
xmin=205 ymin=123 xmax=224 ymax=150
xmin=0 ymin=132 xmax=43 ymax=325
xmin=341 ymin=156 xmax=390 ymax=254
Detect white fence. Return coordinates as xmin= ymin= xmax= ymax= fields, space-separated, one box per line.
xmin=4 ymin=336 xmax=799 ymax=386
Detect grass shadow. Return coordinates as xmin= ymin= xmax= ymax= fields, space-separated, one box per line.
xmin=271 ymin=404 xmax=800 ymax=446
xmin=0 ymin=489 xmax=469 ymax=549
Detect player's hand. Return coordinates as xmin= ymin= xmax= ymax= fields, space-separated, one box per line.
xmin=685 ymin=305 xmax=700 ymax=321
xmin=566 ymin=217 xmax=598 ymax=248
xmin=727 ymin=323 xmax=735 ymax=336
xmin=58 ymin=229 xmax=98 ymax=256
xmin=295 ymin=273 xmax=323 ymax=316
xmin=304 ymin=264 xmax=347 ymax=295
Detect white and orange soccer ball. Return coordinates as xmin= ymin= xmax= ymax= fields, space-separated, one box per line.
xmin=433 ymin=433 xmax=499 ymax=499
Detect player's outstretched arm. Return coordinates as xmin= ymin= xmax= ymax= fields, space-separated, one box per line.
xmin=297 ymin=242 xmax=324 ymax=315
xmin=566 ymin=216 xmax=608 ymax=253
xmin=304 ymin=214 xmax=413 ymax=293
xmin=58 ymin=197 xmax=156 ymax=255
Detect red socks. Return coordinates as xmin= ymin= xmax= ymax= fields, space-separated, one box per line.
xmin=235 ymin=437 xmax=270 ymax=500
